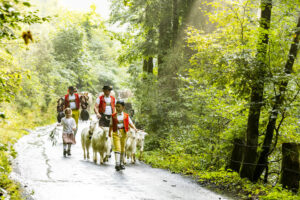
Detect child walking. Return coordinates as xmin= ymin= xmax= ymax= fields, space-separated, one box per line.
xmin=61 ymin=108 xmax=76 ymax=157
xmin=109 ymin=100 xmax=137 ymax=171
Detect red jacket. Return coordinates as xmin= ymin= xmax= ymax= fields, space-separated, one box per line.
xmin=112 ymin=112 xmax=129 ymax=132
xmin=98 ymin=95 xmax=115 ymax=114
xmin=64 ymin=93 xmax=80 ymax=110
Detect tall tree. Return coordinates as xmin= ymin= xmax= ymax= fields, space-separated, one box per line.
xmin=253 ymin=15 xmax=300 ymax=182
xmin=158 ymin=0 xmax=172 ymax=77
xmin=240 ymin=0 xmax=273 ymax=181
xmin=172 ymin=0 xmax=179 ymax=47
xmin=142 ymin=2 xmax=156 ymax=74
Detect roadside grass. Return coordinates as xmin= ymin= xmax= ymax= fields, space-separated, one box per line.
xmin=0 ymin=127 xmax=27 ymax=200
xmin=141 ymin=151 xmax=299 ymax=200
xmin=0 ymin=104 xmax=55 ymax=200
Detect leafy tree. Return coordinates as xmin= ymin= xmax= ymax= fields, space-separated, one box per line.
xmin=186 ymin=0 xmax=300 ymax=184
xmin=0 ymin=0 xmax=49 ymax=104
xmin=240 ymin=0 xmax=273 ymax=181
xmin=0 ymin=0 xmax=49 ymax=40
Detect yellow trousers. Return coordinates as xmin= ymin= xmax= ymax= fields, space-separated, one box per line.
xmin=113 ymin=129 xmax=127 ymax=153
xmin=71 ymin=109 xmax=79 ymax=125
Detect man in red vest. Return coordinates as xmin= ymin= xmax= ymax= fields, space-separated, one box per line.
xmin=94 ymin=85 xmax=116 ymax=127
xmin=64 ymin=86 xmax=80 ymax=127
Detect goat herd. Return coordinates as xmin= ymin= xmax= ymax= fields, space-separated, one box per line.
xmin=81 ymin=117 xmax=148 ymax=165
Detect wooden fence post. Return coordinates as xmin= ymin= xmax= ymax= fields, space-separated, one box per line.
xmin=280 ymin=143 xmax=299 ymax=192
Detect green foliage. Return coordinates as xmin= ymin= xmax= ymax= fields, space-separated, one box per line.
xmin=0 ymin=0 xmax=50 ymax=104
xmin=0 ymin=126 xmax=29 ymax=200
xmin=0 ymin=48 xmax=24 ymax=103
xmin=0 ymin=172 xmax=22 ymax=200
xmin=0 ymin=0 xmax=299 ymax=198
xmin=0 ymin=0 xmax=49 ymax=40
xmin=121 ymin=0 xmax=300 ymax=196
xmin=0 ymin=1 xmax=125 ymax=198
xmin=142 ymin=151 xmax=299 ymax=199
xmin=184 ymin=0 xmax=300 ymax=180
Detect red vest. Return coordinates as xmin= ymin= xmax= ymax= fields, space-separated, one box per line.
xmin=65 ymin=93 xmax=80 ymax=110
xmin=98 ymin=95 xmax=115 ymax=114
xmin=112 ymin=112 xmax=129 ymax=132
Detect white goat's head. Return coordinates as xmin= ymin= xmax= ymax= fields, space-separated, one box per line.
xmin=127 ymin=129 xmax=136 ymax=139
xmin=104 ymin=129 xmax=109 ymax=140
xmin=98 ymin=127 xmax=109 ymax=141
xmin=137 ymin=130 xmax=148 ymax=141
xmin=89 ymin=118 xmax=98 ymax=133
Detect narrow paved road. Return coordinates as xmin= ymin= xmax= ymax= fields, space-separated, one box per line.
xmin=12 ymin=121 xmax=231 ymax=200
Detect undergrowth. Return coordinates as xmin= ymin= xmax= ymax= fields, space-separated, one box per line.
xmin=141 ymin=151 xmax=299 ymax=200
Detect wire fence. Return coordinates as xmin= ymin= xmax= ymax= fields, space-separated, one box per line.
xmin=171 ymin=134 xmax=300 ymax=175
xmin=229 ymin=159 xmax=300 ymax=175
xmin=191 ymin=134 xmax=300 ymax=154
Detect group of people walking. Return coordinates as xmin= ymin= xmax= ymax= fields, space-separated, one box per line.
xmin=60 ymin=85 xmax=137 ymax=171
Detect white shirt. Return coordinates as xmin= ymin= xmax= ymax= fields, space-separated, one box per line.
xmin=68 ymin=94 xmax=76 ymax=110
xmin=96 ymin=96 xmax=115 ymax=115
xmin=61 ymin=117 xmax=76 ymax=134
xmin=110 ymin=112 xmax=133 ymax=129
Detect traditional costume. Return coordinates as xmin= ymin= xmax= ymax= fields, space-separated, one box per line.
xmin=110 ymin=110 xmax=134 ymax=170
xmin=64 ymin=91 xmax=80 ymax=125
xmin=96 ymin=86 xmax=115 ymax=127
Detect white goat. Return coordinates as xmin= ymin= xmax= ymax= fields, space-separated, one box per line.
xmin=136 ymin=130 xmax=148 ymax=160
xmin=91 ymin=126 xmax=111 ymax=165
xmin=124 ymin=129 xmax=137 ymax=164
xmin=100 ymin=126 xmax=112 ymax=158
xmin=81 ymin=119 xmax=98 ymax=160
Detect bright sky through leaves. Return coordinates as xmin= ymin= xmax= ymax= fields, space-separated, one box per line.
xmin=59 ymin=0 xmax=111 ymax=20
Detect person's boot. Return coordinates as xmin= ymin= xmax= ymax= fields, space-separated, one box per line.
xmin=115 ymin=165 xmax=121 ymax=171
xmin=120 ymin=164 xmax=125 ymax=170
xmin=67 ymin=144 xmax=72 ymax=156
xmin=115 ymin=152 xmax=121 ymax=171
xmin=63 ymin=149 xmax=67 ymax=157
xmin=120 ymin=152 xmax=125 ymax=170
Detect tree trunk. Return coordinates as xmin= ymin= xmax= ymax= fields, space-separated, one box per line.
xmin=228 ymin=139 xmax=244 ymax=173
xmin=143 ymin=57 xmax=154 ymax=74
xmin=143 ymin=59 xmax=148 ymax=72
xmin=147 ymin=57 xmax=153 ymax=74
xmin=253 ymin=15 xmax=300 ymax=182
xmin=240 ymin=0 xmax=272 ymax=181
xmin=143 ymin=3 xmax=155 ymax=74
xmin=172 ymin=0 xmax=179 ymax=47
xmin=280 ymin=143 xmax=299 ymax=192
xmin=158 ymin=0 xmax=172 ymax=78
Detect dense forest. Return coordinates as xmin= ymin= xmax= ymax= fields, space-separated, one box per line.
xmin=0 ymin=0 xmax=299 ymax=199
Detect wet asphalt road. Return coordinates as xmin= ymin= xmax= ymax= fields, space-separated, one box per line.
xmin=12 ymin=121 xmax=231 ymax=200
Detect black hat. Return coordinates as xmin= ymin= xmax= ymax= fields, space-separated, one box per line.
xmin=68 ymin=86 xmax=75 ymax=91
xmin=102 ymin=85 xmax=113 ymax=90
xmin=116 ymin=99 xmax=125 ymax=106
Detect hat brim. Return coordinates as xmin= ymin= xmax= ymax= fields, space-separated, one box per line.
xmin=102 ymin=87 xmax=112 ymax=90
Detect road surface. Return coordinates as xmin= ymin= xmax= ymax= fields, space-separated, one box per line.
xmin=12 ymin=121 xmax=231 ymax=200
